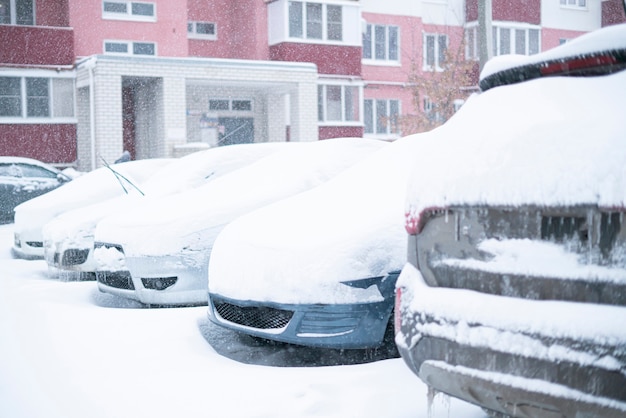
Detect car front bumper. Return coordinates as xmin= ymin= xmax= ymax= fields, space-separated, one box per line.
xmin=122 ymin=253 xmax=209 ymax=306
xmin=208 ymin=289 xmax=396 ymax=350
xmin=12 ymin=231 xmax=45 ymax=259
xmin=396 ymin=263 xmax=626 ymax=417
xmin=44 ymin=240 xmax=95 ymax=273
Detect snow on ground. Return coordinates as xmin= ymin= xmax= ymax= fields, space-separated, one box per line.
xmin=0 ymin=223 xmax=486 ymax=418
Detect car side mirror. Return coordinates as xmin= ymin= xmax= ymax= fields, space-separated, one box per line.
xmin=58 ymin=173 xmax=71 ymax=182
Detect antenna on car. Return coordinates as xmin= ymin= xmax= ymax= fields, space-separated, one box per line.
xmin=99 ymin=156 xmax=145 ymax=196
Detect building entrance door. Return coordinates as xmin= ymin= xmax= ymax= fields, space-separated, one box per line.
xmin=218 ymin=118 xmax=254 ymax=145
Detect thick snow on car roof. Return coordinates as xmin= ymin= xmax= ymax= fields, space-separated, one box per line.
xmin=208 ymin=135 xmax=426 ymax=305
xmin=0 ymin=156 xmax=63 ymax=170
xmin=405 ymin=69 xmax=626 ymax=227
xmin=93 ymin=137 xmax=387 ymax=258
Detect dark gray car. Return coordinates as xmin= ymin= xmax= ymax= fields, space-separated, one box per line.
xmin=0 ymin=157 xmax=70 ymax=223
xmin=396 ymin=24 xmax=626 ymax=418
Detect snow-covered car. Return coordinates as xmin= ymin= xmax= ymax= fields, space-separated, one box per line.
xmin=42 ymin=142 xmax=291 ymax=276
xmin=93 ymin=137 xmax=386 ymax=306
xmin=396 ymin=24 xmax=626 ymax=417
xmin=0 ymin=157 xmax=71 ymax=225
xmin=12 ymin=158 xmax=171 ymax=259
xmin=205 ymin=134 xmax=428 ymax=350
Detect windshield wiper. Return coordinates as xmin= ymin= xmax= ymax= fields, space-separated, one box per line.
xmin=100 ymin=156 xmax=145 ymax=196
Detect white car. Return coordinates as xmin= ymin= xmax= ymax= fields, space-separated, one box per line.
xmin=205 ymin=134 xmax=426 ymax=350
xmin=12 ymin=158 xmax=170 ymax=259
xmin=93 ymin=137 xmax=387 ymax=306
xmin=42 ymin=143 xmax=291 ymax=276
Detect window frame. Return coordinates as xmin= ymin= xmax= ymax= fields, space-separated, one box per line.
xmin=0 ymin=73 xmax=75 ymax=122
xmin=288 ymin=1 xmax=343 ymax=43
xmin=492 ymin=25 xmax=540 ymax=57
xmin=208 ymin=98 xmax=254 ymax=113
xmin=465 ymin=24 xmax=541 ymax=60
xmin=317 ymin=81 xmax=362 ymax=125
xmin=188 ymin=21 xmax=217 ymax=40
xmin=102 ymin=1 xmax=156 ymax=22
xmin=423 ymin=33 xmax=448 ymax=71
xmin=363 ymin=98 xmax=400 ymax=137
xmin=559 ymin=0 xmax=587 ymax=9
xmin=0 ymin=0 xmax=35 ymax=25
xmin=362 ymin=23 xmax=400 ymax=65
xmin=104 ymin=40 xmax=157 ymax=56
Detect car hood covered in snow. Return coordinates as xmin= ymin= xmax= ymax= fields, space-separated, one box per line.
xmin=94 ymin=138 xmax=387 ymax=259
xmin=207 ymin=135 xmax=427 ymax=305
xmin=14 ymin=159 xmax=172 ymax=236
xmin=41 ymin=143 xmax=297 ymax=255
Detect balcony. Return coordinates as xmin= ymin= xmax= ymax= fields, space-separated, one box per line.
xmin=0 ymin=24 xmax=74 ymax=66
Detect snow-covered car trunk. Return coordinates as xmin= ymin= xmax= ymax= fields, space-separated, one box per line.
xmin=396 ymin=24 xmax=626 ymax=418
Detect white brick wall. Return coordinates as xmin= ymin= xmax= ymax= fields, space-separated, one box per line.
xmin=75 ymin=55 xmax=319 ymax=169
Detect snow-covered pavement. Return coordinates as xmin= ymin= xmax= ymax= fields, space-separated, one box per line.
xmin=0 ymin=223 xmax=486 ymax=418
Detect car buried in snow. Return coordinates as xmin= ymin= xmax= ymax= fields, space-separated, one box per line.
xmin=205 ymin=134 xmax=427 ymax=351
xmin=395 ymin=24 xmax=626 ymax=417
xmin=0 ymin=156 xmax=71 ymax=226
xmin=42 ymin=142 xmax=291 ymax=277
xmin=12 ymin=158 xmax=171 ymax=260
xmin=91 ymin=137 xmax=386 ymax=306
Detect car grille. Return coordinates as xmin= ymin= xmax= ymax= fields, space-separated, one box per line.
xmin=417 ymin=206 xmax=626 ymax=305
xmin=94 ymin=242 xmax=124 ymax=253
xmin=61 ymin=248 xmax=90 ymax=266
xmin=214 ymin=301 xmax=293 ymax=329
xmin=96 ymin=271 xmax=134 ymax=290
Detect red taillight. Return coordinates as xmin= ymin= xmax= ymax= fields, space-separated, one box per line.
xmin=540 ymin=53 xmax=618 ymax=76
xmin=405 ymin=207 xmax=448 ymax=235
xmin=394 ymin=286 xmax=402 ymax=334
xmin=405 ymin=211 xmax=418 ymax=235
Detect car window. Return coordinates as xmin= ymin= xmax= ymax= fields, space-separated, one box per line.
xmin=0 ymin=163 xmax=23 ymax=177
xmin=18 ymin=164 xmax=58 ymax=179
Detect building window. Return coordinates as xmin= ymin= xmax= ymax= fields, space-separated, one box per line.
xmin=560 ymin=0 xmax=586 ymax=8
xmin=104 ymin=40 xmax=157 ymax=56
xmin=102 ymin=1 xmax=156 ymax=21
xmin=317 ymin=84 xmax=360 ymax=123
xmin=26 ymin=78 xmax=49 ymax=117
xmin=0 ymin=0 xmax=34 ymax=25
xmin=364 ymin=99 xmax=399 ymax=135
xmin=466 ymin=25 xmax=540 ymax=59
xmin=424 ymin=33 xmax=447 ymax=70
xmin=363 ymin=24 xmax=399 ymax=62
xmin=209 ymin=99 xmax=253 ymax=112
xmin=0 ymin=76 xmax=74 ymax=119
xmin=288 ymin=1 xmax=343 ymax=42
xmin=423 ymin=97 xmax=443 ymax=124
xmin=492 ymin=26 xmax=540 ymax=56
xmin=188 ymin=21 xmax=217 ymax=39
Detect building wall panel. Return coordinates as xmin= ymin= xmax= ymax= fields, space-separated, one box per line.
xmin=0 ymin=124 xmax=77 ymax=164
xmin=0 ymin=26 xmax=74 ymax=66
xmin=270 ymin=43 xmax=361 ymax=76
